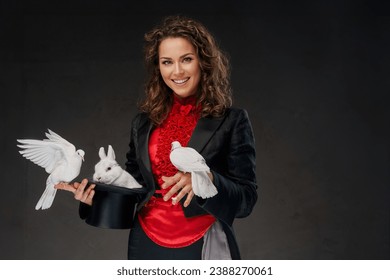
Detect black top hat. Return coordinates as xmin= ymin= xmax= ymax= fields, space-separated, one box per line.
xmin=81 ymin=181 xmax=147 ymax=229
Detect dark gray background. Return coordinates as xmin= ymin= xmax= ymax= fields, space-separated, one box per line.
xmin=1 ymin=0 xmax=389 ymax=259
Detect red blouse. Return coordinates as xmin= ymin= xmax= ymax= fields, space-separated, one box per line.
xmin=138 ymin=95 xmax=215 ymax=248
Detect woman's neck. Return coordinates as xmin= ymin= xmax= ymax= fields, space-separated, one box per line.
xmin=172 ymin=93 xmax=197 ymax=105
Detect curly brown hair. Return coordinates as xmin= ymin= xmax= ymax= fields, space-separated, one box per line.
xmin=139 ymin=15 xmax=232 ymax=125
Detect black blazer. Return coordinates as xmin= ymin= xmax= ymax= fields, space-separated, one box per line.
xmin=125 ymin=107 xmax=258 ymax=259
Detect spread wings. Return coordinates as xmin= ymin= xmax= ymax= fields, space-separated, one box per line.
xmin=17 ymin=129 xmax=76 ymax=174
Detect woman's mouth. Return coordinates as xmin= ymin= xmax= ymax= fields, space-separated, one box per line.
xmin=172 ymin=78 xmax=190 ymax=85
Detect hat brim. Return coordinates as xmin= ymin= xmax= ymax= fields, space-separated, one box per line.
xmin=92 ymin=181 xmax=147 ymax=195
xmin=85 ymin=181 xmax=147 ymax=229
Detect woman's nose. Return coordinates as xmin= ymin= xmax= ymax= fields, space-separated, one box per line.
xmin=173 ymin=63 xmax=184 ymax=75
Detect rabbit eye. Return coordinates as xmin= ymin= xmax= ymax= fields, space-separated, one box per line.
xmin=106 ymin=167 xmax=111 ymax=171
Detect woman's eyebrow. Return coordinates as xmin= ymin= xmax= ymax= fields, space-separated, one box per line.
xmin=159 ymin=53 xmax=195 ymax=60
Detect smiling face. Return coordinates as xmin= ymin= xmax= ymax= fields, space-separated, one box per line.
xmin=158 ymin=37 xmax=201 ymax=99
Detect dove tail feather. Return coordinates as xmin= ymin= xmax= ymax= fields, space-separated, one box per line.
xmin=191 ymin=171 xmax=218 ymax=199
xmin=35 ymin=183 xmax=57 ymax=210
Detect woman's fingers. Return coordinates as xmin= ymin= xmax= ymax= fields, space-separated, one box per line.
xmin=55 ymin=179 xmax=95 ymax=205
xmin=54 ymin=182 xmax=76 ymax=193
xmin=73 ymin=179 xmax=88 ymax=197
xmin=162 ymin=172 xmax=194 ymax=206
xmin=172 ymin=186 xmax=194 ymax=206
xmin=161 ymin=173 xmax=182 ymax=189
xmin=74 ymin=179 xmax=94 ymax=201
xmin=162 ymin=173 xmax=184 ymax=200
xmin=79 ymin=185 xmax=95 ymax=205
xmin=183 ymin=190 xmax=194 ymax=207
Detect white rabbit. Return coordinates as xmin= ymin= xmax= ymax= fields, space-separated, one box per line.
xmin=93 ymin=145 xmax=142 ymax=189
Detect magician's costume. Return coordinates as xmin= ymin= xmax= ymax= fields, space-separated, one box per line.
xmin=124 ymin=96 xmax=258 ymax=260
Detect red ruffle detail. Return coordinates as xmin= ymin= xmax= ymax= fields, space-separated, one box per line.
xmin=152 ymin=95 xmax=201 ymax=194
xmin=139 ymin=95 xmax=216 ymax=248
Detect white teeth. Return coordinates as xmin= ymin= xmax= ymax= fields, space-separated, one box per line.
xmin=173 ymin=78 xmax=189 ymax=84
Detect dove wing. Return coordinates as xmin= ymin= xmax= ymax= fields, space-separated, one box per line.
xmin=44 ymin=129 xmax=75 ymax=149
xmin=171 ymin=147 xmax=209 ymax=172
xmin=44 ymin=129 xmax=79 ymax=164
xmin=17 ymin=139 xmax=71 ymax=174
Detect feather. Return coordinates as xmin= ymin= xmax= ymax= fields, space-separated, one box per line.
xmin=17 ymin=129 xmax=85 ymax=210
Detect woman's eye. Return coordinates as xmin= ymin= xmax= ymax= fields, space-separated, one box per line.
xmin=162 ymin=60 xmax=172 ymax=65
xmin=183 ymin=57 xmax=192 ymax=63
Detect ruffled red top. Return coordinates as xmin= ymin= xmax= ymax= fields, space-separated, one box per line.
xmin=138 ymin=95 xmax=215 ymax=248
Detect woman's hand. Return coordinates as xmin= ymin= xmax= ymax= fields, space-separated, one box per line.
xmin=54 ymin=178 xmax=95 ymax=206
xmin=161 ymin=172 xmax=194 ymax=207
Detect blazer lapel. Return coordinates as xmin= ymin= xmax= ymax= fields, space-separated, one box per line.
xmin=188 ymin=115 xmax=226 ymax=152
xmin=136 ymin=112 xmax=226 ymax=168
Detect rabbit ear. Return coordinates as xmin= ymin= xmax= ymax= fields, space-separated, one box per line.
xmin=98 ymin=147 xmax=106 ymax=159
xmin=107 ymin=145 xmax=116 ymax=160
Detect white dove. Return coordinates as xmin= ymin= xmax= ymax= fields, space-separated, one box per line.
xmin=17 ymin=129 xmax=85 ymax=210
xmin=169 ymin=141 xmax=218 ymax=199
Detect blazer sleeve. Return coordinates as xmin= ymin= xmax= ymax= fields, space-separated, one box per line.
xmin=125 ymin=114 xmax=143 ymax=183
xmin=197 ymin=109 xmax=258 ymax=226
xmin=124 ymin=113 xmax=149 ymax=203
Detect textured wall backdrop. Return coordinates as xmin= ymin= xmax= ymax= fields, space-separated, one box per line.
xmin=1 ymin=0 xmax=389 ymax=259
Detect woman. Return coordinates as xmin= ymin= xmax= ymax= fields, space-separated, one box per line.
xmin=58 ymin=15 xmax=257 ymax=260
